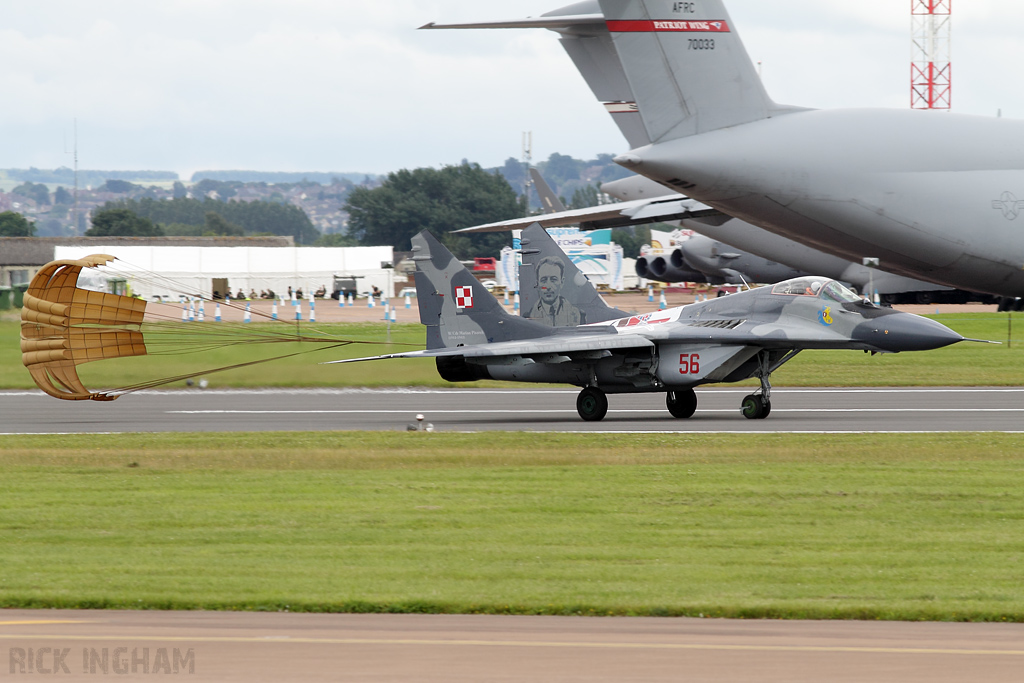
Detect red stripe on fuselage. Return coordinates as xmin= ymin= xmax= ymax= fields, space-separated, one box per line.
xmin=605 ymin=19 xmax=731 ymax=33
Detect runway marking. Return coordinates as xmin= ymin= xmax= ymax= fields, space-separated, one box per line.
xmin=166 ymin=408 xmax=1024 ymax=415
xmin=0 ymin=620 xmax=93 ymax=626
xmin=4 ymin=387 xmax=1024 ymax=398
xmin=0 ymin=633 xmax=1020 ymax=656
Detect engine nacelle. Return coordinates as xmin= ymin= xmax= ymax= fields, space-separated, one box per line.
xmin=436 ymin=356 xmax=492 ymax=383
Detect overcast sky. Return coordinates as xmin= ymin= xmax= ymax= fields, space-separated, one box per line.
xmin=2 ymin=1 xmax=1021 ymax=179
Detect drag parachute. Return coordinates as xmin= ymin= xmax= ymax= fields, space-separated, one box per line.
xmin=21 ymin=254 xmax=384 ymax=401
xmin=21 ymin=255 xmax=147 ymax=400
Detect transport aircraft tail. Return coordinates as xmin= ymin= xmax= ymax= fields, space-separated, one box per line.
xmin=411 ymin=231 xmax=557 ymax=350
xmin=598 ymin=0 xmax=789 ymax=143
xmin=518 ymin=222 xmax=630 ymax=326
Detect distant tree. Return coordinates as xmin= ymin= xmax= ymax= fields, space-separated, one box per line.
xmin=11 ymin=182 xmax=50 ymax=206
xmin=54 ymin=186 xmax=73 ymax=205
xmin=315 ymin=232 xmax=359 ymax=247
xmin=500 ymin=157 xmax=526 ymax=190
xmin=203 ymin=211 xmax=244 ymax=236
xmin=611 ymin=225 xmax=651 ymax=259
xmin=539 ymin=152 xmax=585 ymax=188
xmin=345 ymin=162 xmax=520 ymax=258
xmin=98 ymin=197 xmax=319 ymax=243
xmin=37 ymin=218 xmax=64 ymax=237
xmin=172 ymin=181 xmax=188 ymax=199
xmin=569 ymin=185 xmax=601 ymax=210
xmin=0 ymin=211 xmax=35 ymax=236
xmin=99 ymin=179 xmax=138 ymax=194
xmin=86 ymin=208 xmax=164 ymax=237
xmin=159 ymin=222 xmax=204 ymax=237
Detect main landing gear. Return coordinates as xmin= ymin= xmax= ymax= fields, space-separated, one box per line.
xmin=741 ymin=352 xmax=773 ymax=420
xmin=666 ymin=388 xmax=697 ymax=419
xmin=576 ymin=386 xmax=609 ymax=422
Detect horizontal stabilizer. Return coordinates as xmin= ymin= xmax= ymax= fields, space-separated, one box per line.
xmin=419 ymin=14 xmax=604 ymax=31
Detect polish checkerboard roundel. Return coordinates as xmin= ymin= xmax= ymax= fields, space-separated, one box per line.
xmin=455 ymin=285 xmax=473 ymax=309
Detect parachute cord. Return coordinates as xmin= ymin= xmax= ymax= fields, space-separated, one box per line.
xmin=95 ymin=341 xmax=365 ymax=398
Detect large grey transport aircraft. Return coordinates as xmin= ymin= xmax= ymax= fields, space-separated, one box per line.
xmin=328 ymin=228 xmax=967 ymax=422
xmin=424 ymin=0 xmax=1023 ymax=299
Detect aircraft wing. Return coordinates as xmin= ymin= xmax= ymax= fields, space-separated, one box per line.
xmin=324 ymin=333 xmax=655 ymax=365
xmin=454 ymin=196 xmax=724 ymax=233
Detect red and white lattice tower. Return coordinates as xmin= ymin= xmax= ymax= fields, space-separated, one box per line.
xmin=911 ymin=0 xmax=952 ymax=109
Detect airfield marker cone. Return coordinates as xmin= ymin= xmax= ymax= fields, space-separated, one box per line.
xmin=339 ymin=292 xmax=344 ymax=307
xmin=198 ymin=300 xmax=205 ymax=322
xmin=215 ymin=303 xmax=222 ymax=322
xmin=503 ymin=289 xmax=510 ymax=306
xmin=368 ymin=295 xmax=374 ymax=308
xmin=295 ymin=301 xmax=302 ymax=321
xmin=188 ymin=298 xmax=195 ymax=322
xmin=390 ymin=308 xmax=397 ymax=323
xmin=181 ymin=297 xmax=188 ymax=322
xmin=271 ymin=300 xmax=278 ymax=320
xmin=291 ymin=291 xmax=297 ymax=307
xmin=244 ymin=302 xmax=251 ymax=323
xmin=309 ymin=299 xmax=316 ymax=323
xmin=648 ymin=285 xmax=654 ymax=302
xmin=348 ymin=293 xmax=354 ymax=307
xmin=405 ymin=294 xmax=411 ymax=309
xmin=874 ymin=289 xmax=881 ymax=306
xmin=659 ymin=290 xmax=668 ymax=311
xmin=513 ymin=292 xmax=520 ymax=313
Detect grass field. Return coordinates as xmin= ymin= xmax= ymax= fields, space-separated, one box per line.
xmin=2 ymin=313 xmax=1024 ymax=390
xmin=1 ymin=432 xmax=1022 ymax=622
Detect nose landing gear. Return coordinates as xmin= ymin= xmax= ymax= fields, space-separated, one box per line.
xmin=741 ymin=352 xmax=773 ymax=420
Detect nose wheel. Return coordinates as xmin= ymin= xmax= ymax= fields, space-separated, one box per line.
xmin=741 ymin=394 xmax=771 ymax=419
xmin=741 ymin=352 xmax=773 ymax=420
xmin=576 ymin=387 xmax=608 ymax=422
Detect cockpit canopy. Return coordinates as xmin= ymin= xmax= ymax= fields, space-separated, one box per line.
xmin=771 ymin=277 xmax=863 ymax=303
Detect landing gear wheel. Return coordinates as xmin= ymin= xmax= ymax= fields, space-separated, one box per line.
xmin=576 ymin=387 xmax=608 ymax=422
xmin=666 ymin=388 xmax=697 ymax=419
xmin=741 ymin=394 xmax=770 ymax=420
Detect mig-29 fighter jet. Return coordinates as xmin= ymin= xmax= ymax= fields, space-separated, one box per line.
xmin=328 ymin=226 xmax=967 ymax=422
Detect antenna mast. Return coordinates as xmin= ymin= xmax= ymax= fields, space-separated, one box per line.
xmin=521 ymin=131 xmax=533 ymax=214
xmin=911 ymin=0 xmax=952 ymax=110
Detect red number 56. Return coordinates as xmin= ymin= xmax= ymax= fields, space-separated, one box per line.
xmin=678 ymin=353 xmax=700 ymax=374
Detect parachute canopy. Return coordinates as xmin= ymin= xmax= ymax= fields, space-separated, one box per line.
xmin=21 ymin=255 xmax=148 ymax=401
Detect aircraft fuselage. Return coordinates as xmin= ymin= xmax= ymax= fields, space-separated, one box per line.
xmin=627 ymin=108 xmax=1024 ymax=297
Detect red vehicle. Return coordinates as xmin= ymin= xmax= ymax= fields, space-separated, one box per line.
xmin=472 ymin=257 xmax=496 ymax=272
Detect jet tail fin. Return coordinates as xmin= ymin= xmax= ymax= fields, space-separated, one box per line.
xmin=411 ymin=231 xmax=554 ymax=350
xmin=530 ymin=168 xmax=568 ymax=213
xmin=599 ymin=0 xmax=787 ymax=142
xmin=519 ymin=222 xmax=630 ymax=326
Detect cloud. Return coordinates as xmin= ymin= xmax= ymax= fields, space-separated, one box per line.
xmin=1 ymin=0 xmax=1021 ymax=174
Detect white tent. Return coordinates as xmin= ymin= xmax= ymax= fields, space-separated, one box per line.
xmin=53 ymin=245 xmax=395 ymax=300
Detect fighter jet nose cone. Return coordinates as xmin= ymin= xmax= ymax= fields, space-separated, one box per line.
xmin=857 ymin=313 xmax=963 ymax=352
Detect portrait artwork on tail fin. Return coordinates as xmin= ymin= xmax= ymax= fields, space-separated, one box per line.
xmin=519 ymin=222 xmax=630 ymax=327
xmin=411 ymin=230 xmax=555 ymax=349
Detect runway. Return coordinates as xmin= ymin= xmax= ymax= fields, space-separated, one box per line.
xmin=2 ymin=386 xmax=1023 ymax=434
xmin=1 ymin=610 xmax=1021 ymax=682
